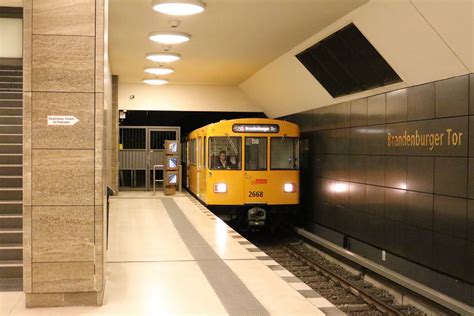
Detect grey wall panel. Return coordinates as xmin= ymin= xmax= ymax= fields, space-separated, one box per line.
xmin=469 ymin=200 xmax=474 ymax=242
xmin=350 ymin=155 xmax=367 ymax=183
xmin=367 ymin=94 xmax=385 ymax=125
xmin=334 ymin=102 xmax=351 ymax=129
xmin=366 ymin=185 xmax=384 ymax=217
xmin=384 ymin=188 xmax=406 ymax=222
xmin=350 ymin=98 xmax=368 ymax=127
xmin=384 ymin=156 xmax=407 ymax=189
xmin=434 ymin=157 xmax=467 ymax=198
xmin=468 ymin=242 xmax=474 ymax=283
xmin=469 ymin=158 xmax=474 ymax=199
xmin=365 ymin=125 xmax=386 ymax=155
xmin=350 ymin=127 xmax=367 ymax=154
xmin=433 ymin=233 xmax=467 ymax=281
xmin=349 ymin=182 xmax=367 ymax=212
xmin=386 ymin=89 xmax=408 ymax=123
xmin=407 ymin=82 xmax=435 ymax=121
xmin=433 ymin=195 xmax=467 ymax=239
xmin=406 ymin=191 xmax=433 ymax=231
xmin=366 ymin=155 xmax=385 ymax=186
xmin=435 ymin=75 xmax=469 ymax=118
xmin=406 ymin=156 xmax=434 ymax=193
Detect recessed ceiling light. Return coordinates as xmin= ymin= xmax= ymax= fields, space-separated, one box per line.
xmin=144 ymin=67 xmax=174 ymax=75
xmin=152 ymin=0 xmax=206 ymax=16
xmin=146 ymin=52 xmax=181 ymax=63
xmin=143 ymin=78 xmax=169 ymax=85
xmin=149 ymin=31 xmax=191 ymax=45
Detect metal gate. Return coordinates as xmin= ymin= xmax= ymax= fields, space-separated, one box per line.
xmin=119 ymin=126 xmax=180 ymax=190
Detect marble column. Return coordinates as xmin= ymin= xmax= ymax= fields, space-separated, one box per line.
xmin=23 ymin=0 xmax=107 ymax=307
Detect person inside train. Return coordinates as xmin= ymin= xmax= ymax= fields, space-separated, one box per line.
xmin=216 ymin=150 xmax=234 ymax=169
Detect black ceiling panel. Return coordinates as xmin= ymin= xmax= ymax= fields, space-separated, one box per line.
xmin=296 ymin=23 xmax=401 ymax=98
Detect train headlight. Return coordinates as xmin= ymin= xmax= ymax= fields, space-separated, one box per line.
xmin=284 ymin=183 xmax=296 ymax=193
xmin=214 ymin=183 xmax=227 ymax=193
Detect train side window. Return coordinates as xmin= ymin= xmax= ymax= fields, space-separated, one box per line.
xmin=189 ymin=139 xmax=196 ymax=166
xmin=209 ymin=137 xmax=242 ymax=170
xmin=245 ymin=137 xmax=267 ymax=171
xmin=270 ymin=137 xmax=299 ymax=170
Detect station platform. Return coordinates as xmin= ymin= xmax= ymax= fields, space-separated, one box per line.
xmin=1 ymin=191 xmax=342 ymax=316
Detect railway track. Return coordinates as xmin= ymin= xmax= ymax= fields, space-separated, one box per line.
xmin=259 ymin=241 xmax=425 ymax=316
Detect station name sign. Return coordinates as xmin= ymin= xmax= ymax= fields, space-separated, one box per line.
xmin=387 ymin=128 xmax=463 ymax=151
xmin=232 ymin=124 xmax=279 ymax=133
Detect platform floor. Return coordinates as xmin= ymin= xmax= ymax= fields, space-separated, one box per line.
xmin=1 ymin=191 xmax=342 ymax=316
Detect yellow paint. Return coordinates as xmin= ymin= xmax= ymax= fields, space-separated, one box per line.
xmin=186 ymin=118 xmax=300 ymax=206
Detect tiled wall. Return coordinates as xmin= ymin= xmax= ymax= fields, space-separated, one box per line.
xmin=23 ymin=0 xmax=107 ymax=307
xmin=283 ymin=74 xmax=474 ymax=305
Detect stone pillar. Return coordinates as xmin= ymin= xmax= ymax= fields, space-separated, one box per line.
xmin=23 ymin=0 xmax=107 ymax=307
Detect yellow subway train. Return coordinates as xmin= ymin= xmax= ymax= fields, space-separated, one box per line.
xmin=185 ymin=118 xmax=300 ymax=229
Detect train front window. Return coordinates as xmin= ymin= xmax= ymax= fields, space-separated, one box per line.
xmin=245 ymin=137 xmax=267 ymax=170
xmin=271 ymin=137 xmax=299 ymax=170
xmin=209 ymin=137 xmax=242 ymax=170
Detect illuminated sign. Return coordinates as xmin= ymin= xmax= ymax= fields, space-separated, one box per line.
xmin=167 ymin=141 xmax=178 ymax=154
xmin=168 ymin=173 xmax=178 ymax=184
xmin=167 ymin=157 xmax=178 ymax=169
xmin=232 ymin=124 xmax=279 ymax=133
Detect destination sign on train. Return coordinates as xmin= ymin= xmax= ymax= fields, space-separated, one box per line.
xmin=232 ymin=124 xmax=280 ymax=133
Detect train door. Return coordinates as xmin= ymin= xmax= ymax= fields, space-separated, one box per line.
xmin=196 ymin=137 xmax=202 ymax=197
xmin=200 ymin=136 xmax=207 ymax=200
xmin=243 ymin=137 xmax=268 ymax=204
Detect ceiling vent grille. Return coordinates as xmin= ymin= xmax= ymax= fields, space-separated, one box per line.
xmin=296 ymin=23 xmax=402 ymax=98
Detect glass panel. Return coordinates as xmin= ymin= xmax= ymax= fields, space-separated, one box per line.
xmin=209 ymin=137 xmax=242 ymax=170
xmin=271 ymin=137 xmax=299 ymax=170
xmin=189 ymin=139 xmax=196 ymax=165
xmin=245 ymin=137 xmax=267 ymax=170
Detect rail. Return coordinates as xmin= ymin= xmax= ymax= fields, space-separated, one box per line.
xmin=284 ymin=243 xmax=404 ymax=316
xmin=153 ymin=164 xmax=182 ymax=193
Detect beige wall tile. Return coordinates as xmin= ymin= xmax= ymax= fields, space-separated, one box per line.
xmin=23 ymin=0 xmax=32 ymax=92
xmin=32 ymin=262 xmax=95 ymax=293
xmin=95 ymin=93 xmax=104 ymax=205
xmin=26 ymin=293 xmax=64 ymax=307
xmin=32 ymin=0 xmax=95 ymax=36
xmin=64 ymin=292 xmax=101 ymax=306
xmin=32 ymin=206 xmax=94 ymax=262
xmin=32 ymin=149 xmax=94 ymax=205
xmin=32 ymin=35 xmax=94 ymax=92
xmin=23 ymin=206 xmax=32 ymax=293
xmin=32 ymin=92 xmax=94 ymax=149
xmin=23 ymin=92 xmax=32 ymax=206
xmin=95 ymin=0 xmax=104 ymax=93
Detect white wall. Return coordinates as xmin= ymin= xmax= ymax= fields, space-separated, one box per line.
xmin=118 ymin=83 xmax=262 ymax=113
xmin=0 ymin=18 xmax=22 ymax=58
xmin=241 ymin=0 xmax=473 ymax=118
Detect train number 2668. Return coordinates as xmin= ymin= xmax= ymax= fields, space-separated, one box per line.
xmin=248 ymin=191 xmax=264 ymax=198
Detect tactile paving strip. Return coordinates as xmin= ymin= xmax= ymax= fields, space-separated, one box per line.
xmin=183 ymin=192 xmax=346 ymax=316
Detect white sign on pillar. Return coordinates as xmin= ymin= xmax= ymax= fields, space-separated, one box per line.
xmin=47 ymin=115 xmax=80 ymax=126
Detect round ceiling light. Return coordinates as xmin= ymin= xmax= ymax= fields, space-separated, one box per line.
xmin=144 ymin=66 xmax=174 ymax=75
xmin=143 ymin=78 xmax=169 ymax=85
xmin=152 ymin=0 xmax=206 ymax=16
xmin=146 ymin=52 xmax=181 ymax=63
xmin=149 ymin=31 xmax=191 ymax=45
